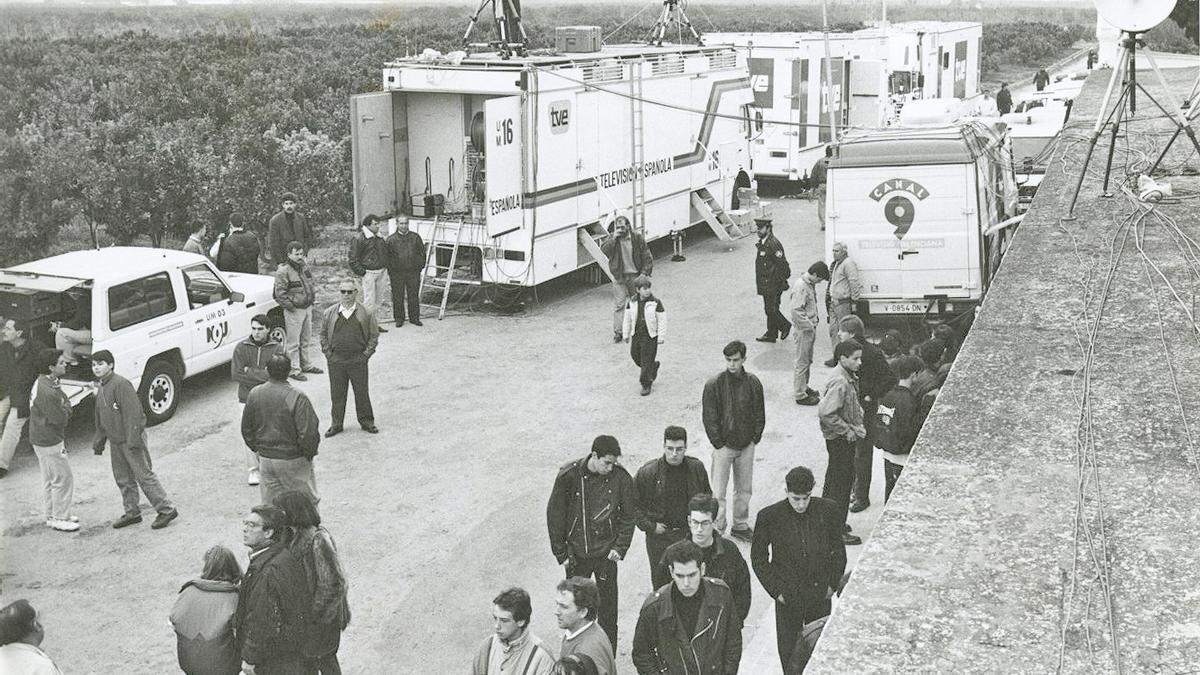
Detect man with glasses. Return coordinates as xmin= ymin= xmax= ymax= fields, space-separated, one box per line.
xmin=686 ymin=493 xmax=751 ymax=624
xmin=232 ymin=315 xmax=285 ymax=486
xmin=634 ymin=425 xmax=711 ymax=590
xmin=320 ymin=283 xmax=379 ymax=437
xmin=236 ymin=504 xmax=310 ymax=674
xmin=546 ymin=435 xmax=636 ymax=652
xmin=750 ymin=466 xmax=846 ymax=670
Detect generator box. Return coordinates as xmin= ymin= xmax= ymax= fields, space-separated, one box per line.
xmin=555 ymin=26 xmax=602 ymax=53
xmin=411 ymin=193 xmax=445 ymax=218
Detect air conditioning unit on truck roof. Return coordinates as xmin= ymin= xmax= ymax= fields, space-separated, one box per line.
xmin=349 ymin=42 xmax=755 ymax=289
xmin=824 ymin=121 xmax=1018 ymax=331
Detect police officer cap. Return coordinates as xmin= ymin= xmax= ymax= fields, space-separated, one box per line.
xmin=754 ymin=217 xmax=773 ymax=228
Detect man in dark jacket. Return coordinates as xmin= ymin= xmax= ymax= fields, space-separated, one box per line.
xmin=877 ymin=355 xmax=921 ymax=503
xmin=634 ymin=425 xmax=712 ymax=590
xmin=91 ymin=350 xmax=178 ymax=530
xmin=266 ymin=192 xmax=310 ymax=267
xmin=273 ymin=242 xmax=322 ymax=381
xmin=836 ymin=315 xmax=897 ymax=514
xmin=242 ymin=354 xmax=320 ymax=506
xmin=348 ymin=214 xmax=390 ymax=333
xmin=751 ymin=466 xmax=846 ymax=671
xmin=236 ymin=504 xmax=311 ymax=674
xmin=320 ymin=283 xmax=380 ymax=437
xmin=215 ymin=212 xmax=261 ymax=275
xmin=385 ymin=214 xmax=425 ymax=327
xmin=632 ymin=540 xmax=742 ymax=675
xmin=599 ymin=215 xmax=653 ymax=343
xmin=546 ymin=435 xmax=637 ymax=651
xmin=1034 ymin=68 xmax=1050 ymax=92
xmin=996 ymin=83 xmax=1013 ymax=115
xmin=701 ymin=340 xmax=765 ymax=542
xmin=232 ymin=315 xmax=286 ymax=486
xmin=754 ymin=218 xmax=791 ymax=343
xmin=30 ymin=349 xmax=78 ymax=531
xmin=0 ymin=319 xmax=42 ymax=478
xmin=687 ymin=493 xmax=751 ymax=624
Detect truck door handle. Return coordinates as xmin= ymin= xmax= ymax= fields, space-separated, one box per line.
xmin=898 ymin=250 xmax=919 ymax=259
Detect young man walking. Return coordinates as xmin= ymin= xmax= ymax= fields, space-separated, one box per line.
xmin=701 ymin=340 xmax=765 ymax=542
xmin=273 ymin=242 xmax=323 ymax=381
xmin=385 ymin=214 xmax=425 ymax=327
xmin=91 ymin=350 xmax=178 ymax=530
xmin=634 ymin=426 xmax=711 ymax=590
xmin=556 ymin=577 xmax=617 ymax=675
xmin=818 ymin=341 xmax=865 ymax=546
xmin=751 ymin=466 xmax=846 ymax=670
xmin=631 ymin=540 xmax=743 ymax=675
xmin=241 ymin=355 xmax=321 ymax=506
xmin=267 ymin=191 xmax=311 ymax=267
xmin=754 ymin=218 xmax=791 ymax=343
xmin=236 ymin=504 xmax=310 ymax=675
xmin=232 ymin=315 xmax=286 ymax=486
xmin=600 ymin=215 xmax=653 ymax=343
xmin=687 ymin=493 xmax=751 ymax=624
xmin=348 ymin=214 xmax=390 ymax=333
xmin=790 ymin=261 xmax=830 ymax=406
xmin=546 ymin=435 xmax=636 ymax=651
xmin=622 ymin=275 xmax=666 ymax=396
xmin=837 ymin=315 xmax=897 ymax=514
xmin=320 ymin=283 xmax=379 ymax=436
xmin=471 ymin=588 xmax=556 ymax=675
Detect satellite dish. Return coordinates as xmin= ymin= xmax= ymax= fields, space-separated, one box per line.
xmin=1094 ymin=0 xmax=1175 ymax=33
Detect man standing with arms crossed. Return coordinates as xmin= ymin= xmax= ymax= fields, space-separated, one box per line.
xmin=348 ymin=215 xmax=390 ymax=333
xmin=267 ymin=192 xmax=310 ymax=267
xmin=385 ymin=214 xmax=425 ymax=328
xmin=273 ymin=242 xmax=323 ymax=382
xmin=600 ymin=215 xmax=653 ymax=343
xmin=546 ymin=435 xmax=637 ymax=651
xmin=320 ymin=283 xmax=379 ymax=437
xmin=91 ymin=350 xmax=179 ymax=530
xmin=823 ymin=242 xmax=861 ymax=367
xmin=634 ymin=425 xmax=711 ymax=590
xmin=790 ymin=261 xmax=830 ymax=406
xmin=701 ymin=340 xmax=765 ymax=543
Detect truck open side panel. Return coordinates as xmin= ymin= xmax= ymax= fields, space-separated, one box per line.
xmin=350 ymin=92 xmax=404 ymax=226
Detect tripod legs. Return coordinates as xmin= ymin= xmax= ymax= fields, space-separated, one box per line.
xmin=1064 ymin=49 xmax=1130 ymax=219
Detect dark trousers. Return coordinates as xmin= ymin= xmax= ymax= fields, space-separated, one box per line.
xmin=303 ymin=653 xmax=342 ymax=675
xmin=257 ymin=659 xmax=305 ymax=675
xmin=630 ymin=333 xmax=659 ymax=386
xmin=822 ymin=437 xmax=855 ymax=527
xmin=884 ymin=459 xmax=904 ymax=503
xmin=389 ymin=268 xmax=421 ymax=324
xmin=761 ymin=290 xmax=787 ymax=337
xmin=328 ymin=358 xmax=373 ymax=428
xmin=775 ymin=596 xmax=832 ymax=671
xmin=645 ymin=528 xmax=687 ymax=590
xmin=851 ymin=399 xmax=878 ymax=504
xmin=567 ymin=555 xmax=619 ymax=652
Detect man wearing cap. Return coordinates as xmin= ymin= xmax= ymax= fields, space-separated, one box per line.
xmin=267 ymin=192 xmax=311 ymax=266
xmin=754 ymin=217 xmax=791 ymax=343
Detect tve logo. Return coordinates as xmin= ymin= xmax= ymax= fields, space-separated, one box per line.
xmin=549 ymin=100 xmax=571 ymax=134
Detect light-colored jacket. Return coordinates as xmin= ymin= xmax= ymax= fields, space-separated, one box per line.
xmin=622 ymin=296 xmax=666 ymax=341
xmin=829 ymin=256 xmax=862 ymax=304
xmin=471 ymin=631 xmax=556 ymax=675
xmin=819 ymin=365 xmax=866 ymax=441
xmin=789 ymin=275 xmax=820 ymax=329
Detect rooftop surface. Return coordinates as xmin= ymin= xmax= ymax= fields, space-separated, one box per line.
xmin=810 ymin=67 xmax=1200 ymax=673
xmin=5 ymin=246 xmax=209 ymax=284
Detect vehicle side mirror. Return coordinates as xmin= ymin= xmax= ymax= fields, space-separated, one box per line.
xmin=229 ymin=291 xmax=245 ymax=304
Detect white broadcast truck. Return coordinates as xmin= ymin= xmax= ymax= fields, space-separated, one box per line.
xmin=349 ymin=38 xmax=754 ymax=289
xmin=824 ymin=121 xmax=1018 ymax=331
xmin=0 ymin=248 xmax=280 ymax=424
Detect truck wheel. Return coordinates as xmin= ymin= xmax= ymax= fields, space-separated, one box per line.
xmin=268 ymin=324 xmax=287 ymax=345
xmin=139 ymin=358 xmax=181 ymax=426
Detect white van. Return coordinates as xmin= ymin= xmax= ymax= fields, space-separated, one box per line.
xmin=825 ymin=122 xmax=1018 ymax=328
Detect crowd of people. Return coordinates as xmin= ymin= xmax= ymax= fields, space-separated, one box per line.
xmin=0 ymin=192 xmax=965 ymax=674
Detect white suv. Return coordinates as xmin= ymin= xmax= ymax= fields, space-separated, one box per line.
xmin=0 ymin=247 xmax=282 ymax=425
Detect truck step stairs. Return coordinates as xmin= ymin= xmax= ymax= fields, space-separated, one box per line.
xmin=692 ymin=188 xmax=748 ymax=241
xmin=418 ymin=216 xmax=477 ymax=320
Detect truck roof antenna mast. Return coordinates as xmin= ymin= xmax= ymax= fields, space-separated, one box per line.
xmin=463 ymin=0 xmax=527 ymax=58
xmin=647 ymin=0 xmax=702 ymax=47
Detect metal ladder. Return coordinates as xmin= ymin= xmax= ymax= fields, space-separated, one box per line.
xmin=630 ymin=62 xmax=647 ymax=231
xmin=418 ymin=216 xmax=467 ymax=320
xmin=691 ymin=187 xmax=748 ymax=241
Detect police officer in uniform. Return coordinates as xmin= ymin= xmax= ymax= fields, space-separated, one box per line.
xmin=754 ymin=217 xmax=791 ymax=343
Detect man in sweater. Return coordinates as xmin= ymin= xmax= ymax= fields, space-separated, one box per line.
xmin=818 ymin=341 xmax=866 ymax=546
xmin=634 ymin=425 xmax=711 ymax=590
xmin=754 ymin=218 xmax=792 ymax=343
xmin=91 ymin=350 xmax=178 ymax=530
xmin=242 ymin=355 xmax=321 ymax=506
xmin=556 ymin=577 xmax=617 ymax=675
xmin=236 ymin=504 xmax=311 ymax=674
xmin=823 ymin=242 xmax=861 ymax=366
xmin=632 ymin=540 xmax=742 ymax=675
xmin=701 ymin=340 xmax=766 ymax=542
xmin=348 ymin=214 xmax=390 ymax=333
xmin=751 ymin=466 xmax=846 ymax=670
xmin=838 ymin=315 xmax=898 ymax=514
xmin=0 ymin=319 xmax=42 ymax=478
xmin=600 ymin=215 xmax=653 ymax=343
xmin=232 ymin=321 xmax=286 ymax=487
xmin=385 ymin=214 xmax=425 ymax=327
xmin=273 ymin=242 xmax=323 ymax=381
xmin=30 ymin=349 xmax=78 ymax=532
xmin=622 ymin=274 xmax=666 ymax=396
xmin=320 ymin=283 xmax=379 ymax=436
xmin=790 ymin=261 xmax=830 ymax=406
xmin=266 ymin=192 xmax=311 ymax=267
xmin=687 ymin=493 xmax=751 ymax=624
xmin=546 ymin=435 xmax=637 ymax=651
xmin=215 ymin=212 xmax=261 ymax=275
xmin=471 ymin=587 xmax=556 ymax=675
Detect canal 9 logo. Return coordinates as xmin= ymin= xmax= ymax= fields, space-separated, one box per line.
xmin=868 ymin=179 xmax=930 ymax=240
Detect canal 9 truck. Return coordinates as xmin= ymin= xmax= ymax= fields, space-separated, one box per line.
xmin=824 ymin=121 xmax=1018 ymax=333
xmin=349 ymin=40 xmax=755 ymax=291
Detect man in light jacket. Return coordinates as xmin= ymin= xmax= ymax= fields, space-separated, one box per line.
xmin=790 ymin=261 xmax=829 ymax=406
xmin=818 ymin=341 xmax=865 ymax=546
xmin=471 ymin=588 xmax=556 ymax=675
xmin=30 ymin=349 xmax=78 ymax=532
xmin=823 ymin=242 xmax=861 ymax=366
xmin=273 ymin=242 xmax=323 ymax=381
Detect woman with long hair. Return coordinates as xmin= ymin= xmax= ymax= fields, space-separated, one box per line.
xmin=169 ymin=545 xmax=242 ymax=675
xmin=274 ymin=490 xmax=350 ymax=674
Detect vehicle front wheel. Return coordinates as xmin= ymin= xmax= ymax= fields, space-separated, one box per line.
xmin=268 ymin=323 xmax=287 ymax=345
xmin=139 ymin=359 xmax=181 ymax=426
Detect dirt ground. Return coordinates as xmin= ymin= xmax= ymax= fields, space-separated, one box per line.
xmin=1 ymin=196 xmax=889 ymax=674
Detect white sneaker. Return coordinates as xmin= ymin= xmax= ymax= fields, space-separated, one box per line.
xmin=47 ymin=518 xmax=80 ymax=532
xmin=248 ymin=469 xmax=261 ymax=486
